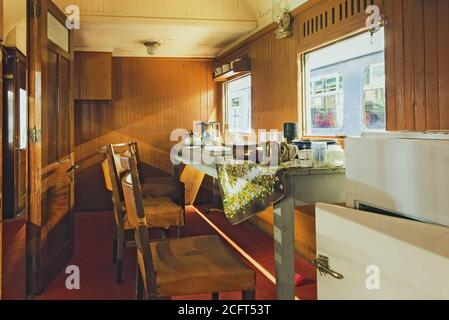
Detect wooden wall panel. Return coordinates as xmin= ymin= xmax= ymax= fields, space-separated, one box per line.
xmin=74 ymin=58 xmax=217 ymax=212
xmin=437 ymin=0 xmax=449 ymax=130
xmin=386 ymin=0 xmax=449 ymax=131
xmin=218 ymin=26 xmax=298 ymax=132
xmin=424 ymin=0 xmax=439 ymax=130
xmin=402 ymin=0 xmax=414 ymax=130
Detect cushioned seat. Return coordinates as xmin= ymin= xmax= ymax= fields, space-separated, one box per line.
xmin=124 ymin=196 xmax=184 ymax=230
xmin=144 ymin=235 xmax=255 ymax=297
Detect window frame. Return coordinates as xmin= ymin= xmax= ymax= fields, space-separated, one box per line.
xmin=223 ymin=74 xmax=253 ymax=135
xmin=298 ymin=29 xmax=387 ymax=139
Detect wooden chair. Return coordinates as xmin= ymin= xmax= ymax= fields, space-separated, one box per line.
xmin=102 ymin=144 xmax=185 ymax=284
xmin=120 ymin=154 xmax=256 ymax=300
xmin=103 ymin=142 xmax=185 ymax=207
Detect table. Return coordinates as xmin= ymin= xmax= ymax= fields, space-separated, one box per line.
xmin=175 ymin=147 xmax=346 ymax=300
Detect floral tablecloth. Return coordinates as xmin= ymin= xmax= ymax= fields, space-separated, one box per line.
xmin=216 ymin=160 xmax=288 ymax=225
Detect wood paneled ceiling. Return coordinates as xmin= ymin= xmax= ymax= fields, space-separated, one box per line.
xmin=52 ymin=0 xmax=308 ymax=57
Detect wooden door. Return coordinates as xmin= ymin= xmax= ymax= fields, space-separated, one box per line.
xmin=27 ymin=0 xmax=75 ymax=294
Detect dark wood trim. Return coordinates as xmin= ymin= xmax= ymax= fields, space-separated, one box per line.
xmin=27 ymin=0 xmax=48 ymax=295
xmin=48 ymin=0 xmax=67 ymax=26
xmin=48 ymin=40 xmax=70 ymax=60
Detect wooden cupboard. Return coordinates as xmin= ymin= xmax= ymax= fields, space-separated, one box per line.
xmin=74 ymin=51 xmax=112 ymax=101
xmin=2 ymin=48 xmax=28 ymax=220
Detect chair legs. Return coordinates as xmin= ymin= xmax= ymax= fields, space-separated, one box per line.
xmin=242 ymin=289 xmax=256 ymax=300
xmin=116 ymin=227 xmax=125 ymax=284
xmin=177 ymin=226 xmax=185 ymax=238
xmin=136 ymin=265 xmax=144 ymax=300
xmin=112 ymin=231 xmax=118 ymax=264
xmin=211 ymin=292 xmax=219 ymax=300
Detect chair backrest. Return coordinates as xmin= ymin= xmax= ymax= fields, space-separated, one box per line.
xmin=121 ymin=154 xmax=157 ymax=295
xmin=106 ymin=142 xmax=145 ymax=195
xmin=128 ymin=142 xmax=145 ymax=182
xmin=104 ymin=145 xmax=127 ymax=228
xmin=101 ymin=159 xmax=114 ymax=192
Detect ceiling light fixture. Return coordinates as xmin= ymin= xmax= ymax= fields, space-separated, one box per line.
xmin=143 ymin=40 xmax=162 ymax=55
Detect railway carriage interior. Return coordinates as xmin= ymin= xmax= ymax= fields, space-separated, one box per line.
xmin=1 ymin=0 xmax=449 ymax=303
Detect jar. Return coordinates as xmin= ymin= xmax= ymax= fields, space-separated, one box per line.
xmin=327 ymin=144 xmax=345 ymax=167
xmin=311 ymin=142 xmax=328 ymax=168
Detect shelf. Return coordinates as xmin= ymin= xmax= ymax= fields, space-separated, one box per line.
xmin=213 ymin=70 xmax=250 ymax=82
xmin=213 ymin=56 xmax=251 ymax=82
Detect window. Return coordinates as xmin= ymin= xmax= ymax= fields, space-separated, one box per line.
xmin=225 ymin=75 xmax=252 ymax=134
xmin=310 ymin=73 xmax=344 ymax=130
xmin=303 ymin=28 xmax=386 ymax=136
xmin=363 ymin=62 xmax=386 ymax=130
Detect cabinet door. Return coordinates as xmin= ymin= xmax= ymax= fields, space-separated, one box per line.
xmin=316 ymin=203 xmax=449 ymax=300
xmin=75 ymin=52 xmax=112 ymax=101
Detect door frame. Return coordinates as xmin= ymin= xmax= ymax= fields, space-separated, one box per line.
xmin=27 ymin=0 xmax=49 ymax=295
xmin=27 ymin=0 xmax=75 ymax=295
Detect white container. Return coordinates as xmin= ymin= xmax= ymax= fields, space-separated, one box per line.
xmin=327 ymin=144 xmax=345 ymax=167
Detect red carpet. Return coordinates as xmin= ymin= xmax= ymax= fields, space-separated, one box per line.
xmin=35 ymin=207 xmax=317 ymax=300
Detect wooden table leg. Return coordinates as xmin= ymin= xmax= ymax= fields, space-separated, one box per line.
xmin=273 ymin=174 xmax=295 ymax=300
xmin=208 ymin=177 xmax=223 ymax=214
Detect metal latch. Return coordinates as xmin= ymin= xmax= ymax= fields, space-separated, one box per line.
xmin=313 ymin=255 xmax=344 ymax=280
xmin=29 ymin=127 xmax=41 ymax=144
